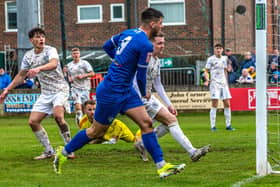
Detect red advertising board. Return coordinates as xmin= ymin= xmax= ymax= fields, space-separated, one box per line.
xmin=230 ymin=87 xmax=280 ymax=111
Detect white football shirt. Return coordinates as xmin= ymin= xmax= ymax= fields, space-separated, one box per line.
xmin=67 ymin=59 xmax=93 ymax=90
xmin=21 ymin=45 xmax=69 ymax=94
xmin=205 ymin=55 xmax=228 ymax=88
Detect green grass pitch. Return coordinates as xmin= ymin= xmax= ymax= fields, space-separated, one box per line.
xmin=0 ymin=112 xmax=279 ymax=186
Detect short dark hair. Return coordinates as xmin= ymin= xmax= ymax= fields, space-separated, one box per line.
xmin=28 ymin=27 xmax=45 ymax=39
xmin=141 ymin=8 xmax=164 ymax=24
xmin=83 ymin=100 xmax=96 ymax=106
xmin=151 ymin=31 xmax=165 ymax=41
xmin=214 ymin=43 xmax=223 ymax=48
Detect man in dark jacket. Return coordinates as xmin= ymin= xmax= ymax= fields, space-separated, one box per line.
xmin=225 ymin=48 xmax=239 ymax=72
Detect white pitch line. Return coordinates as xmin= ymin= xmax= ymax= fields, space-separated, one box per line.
xmin=231 ymin=175 xmax=264 ymax=187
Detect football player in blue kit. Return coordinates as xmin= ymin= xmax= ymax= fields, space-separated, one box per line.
xmin=53 ymin=8 xmax=186 ymax=179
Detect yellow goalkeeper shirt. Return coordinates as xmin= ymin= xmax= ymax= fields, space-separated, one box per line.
xmin=79 ymin=114 xmax=135 ymax=143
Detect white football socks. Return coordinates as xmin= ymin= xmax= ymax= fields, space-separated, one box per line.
xmin=210 ymin=107 xmax=217 ymax=128
xmin=34 ymin=127 xmax=54 ymax=154
xmin=224 ymin=107 xmax=231 ymax=127
xmin=168 ymin=122 xmax=196 ymax=156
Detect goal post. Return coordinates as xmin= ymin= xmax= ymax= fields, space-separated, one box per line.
xmin=255 ymin=0 xmax=268 ymax=176
xmin=256 ymin=0 xmax=280 ymax=176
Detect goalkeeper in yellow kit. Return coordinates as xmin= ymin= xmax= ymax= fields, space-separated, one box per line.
xmin=78 ymin=100 xmax=146 ymax=156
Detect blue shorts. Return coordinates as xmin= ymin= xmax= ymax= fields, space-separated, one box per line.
xmin=94 ymin=81 xmax=143 ymax=125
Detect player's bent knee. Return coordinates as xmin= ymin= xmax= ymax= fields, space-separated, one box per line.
xmin=28 ymin=119 xmax=36 ymax=126
xmin=143 ymin=117 xmax=153 ymax=128
xmin=140 ymin=118 xmax=153 ymax=133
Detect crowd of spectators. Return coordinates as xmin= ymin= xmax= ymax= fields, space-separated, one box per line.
xmin=200 ymin=48 xmax=257 ymax=85
xmin=200 ymin=47 xmax=280 ymax=86
xmin=2 ymin=47 xmax=280 ymax=90
xmin=268 ymin=48 xmax=280 ymax=83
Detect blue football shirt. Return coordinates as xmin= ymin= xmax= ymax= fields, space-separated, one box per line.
xmin=103 ymin=28 xmax=153 ymax=96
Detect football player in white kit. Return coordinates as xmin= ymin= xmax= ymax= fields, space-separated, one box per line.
xmin=0 ymin=28 xmax=74 ymax=159
xmin=67 ymin=48 xmax=95 ymax=126
xmin=133 ymin=31 xmax=210 ymax=162
xmin=204 ymin=43 xmax=235 ymax=131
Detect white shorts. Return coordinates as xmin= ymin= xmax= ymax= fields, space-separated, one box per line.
xmin=71 ymin=87 xmax=90 ymax=105
xmin=209 ymin=84 xmax=232 ymax=100
xmin=142 ymin=95 xmax=164 ymax=119
xmin=32 ymin=92 xmax=69 ymax=115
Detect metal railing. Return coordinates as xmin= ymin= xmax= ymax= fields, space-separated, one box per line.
xmin=160 ymin=67 xmax=196 ymax=90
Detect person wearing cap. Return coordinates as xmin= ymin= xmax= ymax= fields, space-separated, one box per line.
xmin=224 ymin=48 xmax=239 ymax=72
xmin=0 ymin=67 xmax=12 ymax=89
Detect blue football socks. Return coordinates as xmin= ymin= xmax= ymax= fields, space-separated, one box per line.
xmin=65 ymin=129 xmax=91 ymax=154
xmin=142 ymin=132 xmax=164 ymax=163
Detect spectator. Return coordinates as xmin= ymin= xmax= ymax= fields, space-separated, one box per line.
xmin=267 ymin=61 xmax=278 ymax=82
xmin=200 ymin=68 xmax=208 ymax=85
xmin=247 ymin=66 xmax=256 ymax=80
xmin=227 ymin=64 xmax=238 ymax=84
xmin=269 ymin=49 xmax=280 ymax=67
xmin=268 ymin=49 xmax=280 ymax=82
xmin=0 ymin=67 xmax=12 ymax=89
xmin=15 ymin=78 xmax=34 ymax=89
xmin=270 ymin=71 xmax=280 ymax=83
xmin=237 ymin=69 xmax=254 ymax=84
xmin=225 ymin=48 xmax=239 ymax=72
xmin=240 ymin=51 xmax=255 ymax=73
